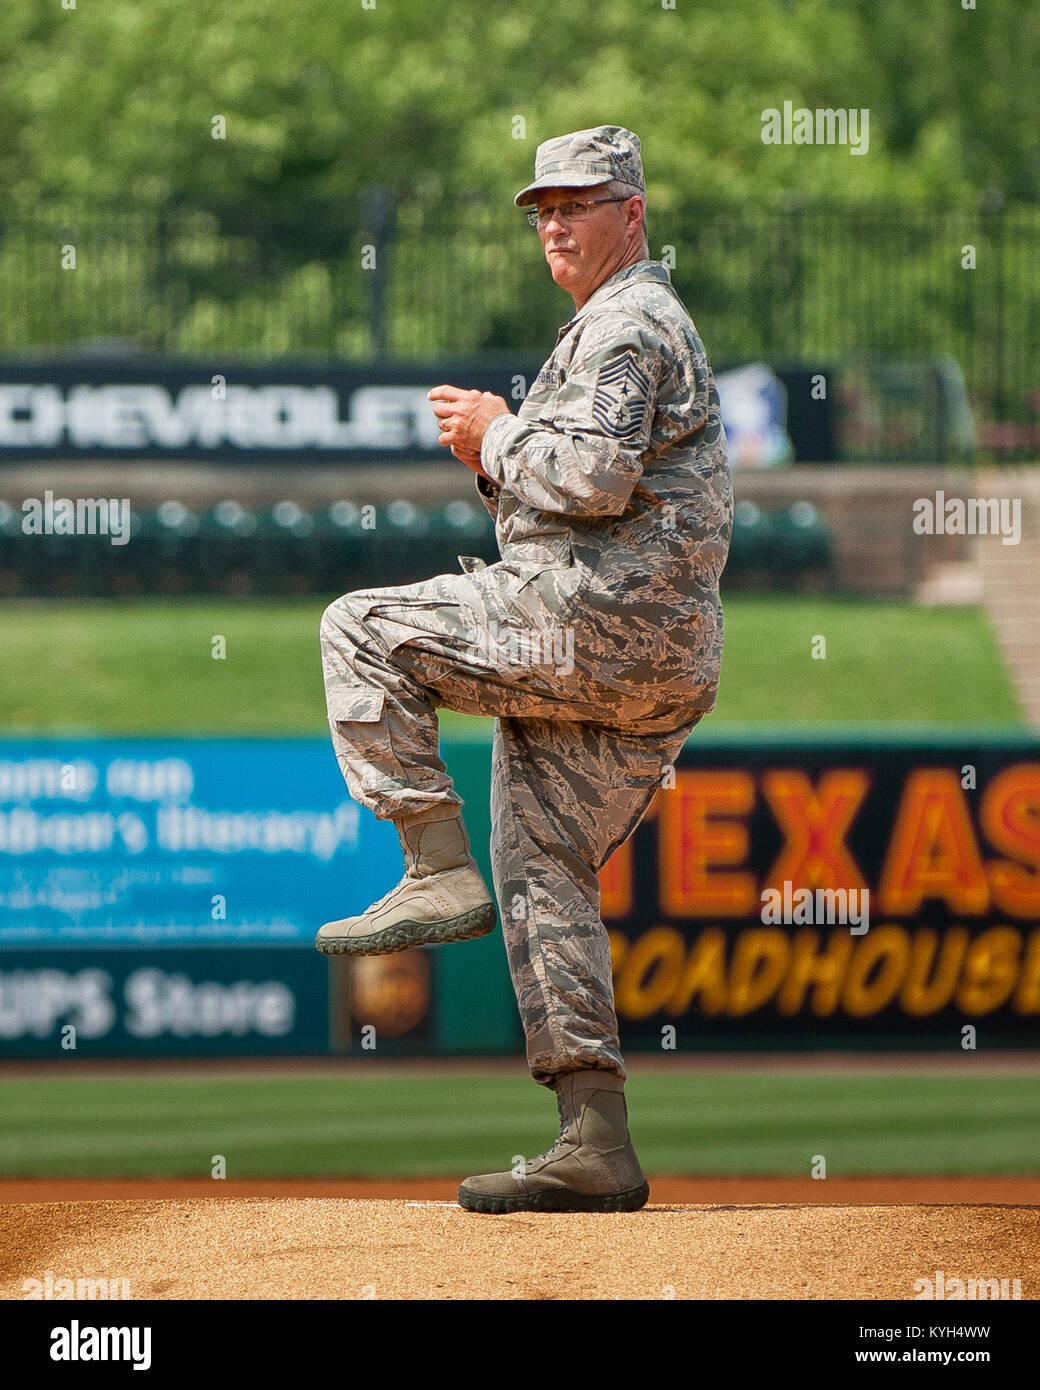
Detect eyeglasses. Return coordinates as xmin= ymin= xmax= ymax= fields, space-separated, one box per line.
xmin=524 ymin=197 xmax=633 ymax=229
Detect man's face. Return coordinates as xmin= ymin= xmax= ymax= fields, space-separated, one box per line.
xmin=532 ymin=185 xmax=645 ymax=307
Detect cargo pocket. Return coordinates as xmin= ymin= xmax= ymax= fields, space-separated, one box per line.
xmin=607 ymin=766 xmax=666 ymax=790
xmin=605 ymin=736 xmax=670 ymax=790
xmin=324 ymin=685 xmax=408 ymax=799
xmin=605 ymin=714 xmax=700 ymax=790
xmin=326 ymin=687 xmax=386 ymax=723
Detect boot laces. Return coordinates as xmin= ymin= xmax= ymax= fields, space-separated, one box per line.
xmin=531 ymin=1092 xmax=572 ymax=1165
xmin=358 ymin=875 xmax=413 ymax=916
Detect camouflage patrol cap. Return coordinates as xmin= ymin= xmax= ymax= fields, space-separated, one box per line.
xmin=514 ymin=125 xmax=644 ymax=207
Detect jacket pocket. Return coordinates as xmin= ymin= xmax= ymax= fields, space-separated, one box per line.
xmin=509 ymin=541 xmax=592 ymax=628
xmin=551 ymin=539 xmax=594 ymax=627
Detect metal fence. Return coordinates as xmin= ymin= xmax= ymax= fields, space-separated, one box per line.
xmin=2 ymin=195 xmax=1037 ymax=442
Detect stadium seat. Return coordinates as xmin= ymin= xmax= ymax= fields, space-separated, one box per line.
xmin=320 ymin=499 xmax=381 ymax=594
xmin=197 ymin=501 xmax=261 ymax=595
xmin=727 ymin=499 xmax=774 ymax=571
xmin=771 ymin=501 xmax=834 ymax=571
xmin=141 ymin=501 xmax=200 ymax=595
xmin=260 ymin=500 xmax=318 ymax=595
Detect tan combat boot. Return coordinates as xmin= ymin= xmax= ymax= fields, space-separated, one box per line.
xmin=315 ymin=810 xmax=496 ymax=956
xmin=457 ymin=1070 xmax=650 ymax=1213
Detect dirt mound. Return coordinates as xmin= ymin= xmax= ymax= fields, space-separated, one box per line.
xmin=3 ymin=1193 xmax=1037 ymax=1300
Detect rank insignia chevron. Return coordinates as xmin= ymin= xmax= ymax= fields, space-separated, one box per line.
xmin=591 ymin=351 xmax=652 ymax=441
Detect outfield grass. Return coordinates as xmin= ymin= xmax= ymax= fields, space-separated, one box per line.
xmin=0 ymin=1074 xmax=1037 ymax=1177
xmin=0 ymin=596 xmax=1024 ymax=733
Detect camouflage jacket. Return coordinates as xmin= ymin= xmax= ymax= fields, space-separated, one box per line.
xmin=474 ymin=259 xmax=732 ymax=708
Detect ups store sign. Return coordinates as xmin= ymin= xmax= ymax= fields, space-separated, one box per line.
xmin=0 ymin=946 xmax=330 ymax=1056
xmin=0 ymin=945 xmax=438 ymax=1058
xmin=0 ymin=355 xmax=835 ymax=464
xmin=601 ymin=737 xmax=1040 ymax=1047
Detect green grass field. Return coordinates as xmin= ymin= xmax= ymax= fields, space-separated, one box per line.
xmin=1 ymin=1074 xmax=1037 ymax=1177
xmin=0 ymin=595 xmax=1024 ymax=733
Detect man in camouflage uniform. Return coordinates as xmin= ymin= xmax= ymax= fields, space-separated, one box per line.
xmin=317 ymin=126 xmax=731 ymax=1213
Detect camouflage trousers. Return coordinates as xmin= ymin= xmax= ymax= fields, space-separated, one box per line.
xmin=319 ymin=556 xmax=703 ymax=1086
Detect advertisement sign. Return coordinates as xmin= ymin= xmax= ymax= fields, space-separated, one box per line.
xmin=0 ymin=359 xmax=535 ymax=464
xmin=602 ymin=738 xmax=1040 ymax=1044
xmin=0 ymin=356 xmax=834 ymax=464
xmin=0 ymin=739 xmax=400 ymax=946
xmin=5 ymin=734 xmax=1037 ymax=1054
xmin=0 ymin=945 xmax=328 ymax=1056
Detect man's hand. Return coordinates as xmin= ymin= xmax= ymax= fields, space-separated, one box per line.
xmin=428 ymin=385 xmax=511 ymax=478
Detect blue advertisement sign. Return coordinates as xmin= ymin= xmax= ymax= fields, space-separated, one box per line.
xmin=0 ymin=945 xmax=330 ymax=1055
xmin=0 ymin=739 xmax=401 ymax=945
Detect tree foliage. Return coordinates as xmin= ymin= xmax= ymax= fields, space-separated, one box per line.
xmin=2 ymin=0 xmax=1035 ymax=214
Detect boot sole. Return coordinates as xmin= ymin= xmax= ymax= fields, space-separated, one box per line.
xmin=315 ymin=902 xmax=497 ymax=957
xmin=456 ymin=1180 xmax=650 ymax=1214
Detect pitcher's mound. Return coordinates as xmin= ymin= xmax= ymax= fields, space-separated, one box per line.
xmin=3 ymin=1198 xmax=1037 ymax=1300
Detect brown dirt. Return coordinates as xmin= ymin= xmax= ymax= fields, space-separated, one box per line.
xmin=5 ymin=1051 xmax=1040 ymax=1078
xmin=2 ymin=1180 xmax=1037 ymax=1300
xmin=3 ymin=1176 xmax=1040 ymax=1204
